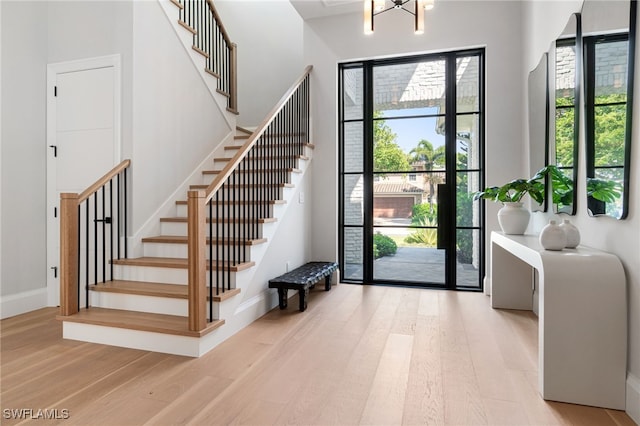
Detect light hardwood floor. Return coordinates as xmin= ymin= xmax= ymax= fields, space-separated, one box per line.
xmin=1 ymin=284 xmax=636 ymax=426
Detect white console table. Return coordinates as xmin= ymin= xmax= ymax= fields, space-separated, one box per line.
xmin=490 ymin=231 xmax=627 ymax=410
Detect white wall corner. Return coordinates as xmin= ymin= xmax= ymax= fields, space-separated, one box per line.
xmin=627 ymin=372 xmax=640 ymax=424
xmin=0 ymin=288 xmax=48 ymax=319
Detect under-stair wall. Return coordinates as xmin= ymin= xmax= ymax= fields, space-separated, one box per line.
xmin=131 ymin=0 xmax=234 ymax=236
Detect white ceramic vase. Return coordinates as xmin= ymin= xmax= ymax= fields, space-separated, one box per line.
xmin=560 ymin=219 xmax=580 ymax=248
xmin=497 ymin=202 xmax=530 ymax=235
xmin=539 ymin=220 xmax=567 ymax=251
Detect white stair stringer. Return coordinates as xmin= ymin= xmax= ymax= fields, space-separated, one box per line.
xmin=157 ymin=0 xmax=236 ymax=128
xmin=61 ymin=147 xmax=313 ymax=357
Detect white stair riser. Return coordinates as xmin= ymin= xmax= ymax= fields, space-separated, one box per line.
xmin=114 ymin=264 xmax=186 ymax=284
xmin=143 ymin=242 xmax=252 ymax=261
xmin=113 ymin=265 xmax=237 ymax=288
xmin=197 ymin=181 xmax=287 ymax=199
xmin=90 ymin=291 xmax=190 ymax=317
xmin=159 ymin=221 xmax=264 ymax=239
xmin=175 ymin=203 xmax=276 ymax=218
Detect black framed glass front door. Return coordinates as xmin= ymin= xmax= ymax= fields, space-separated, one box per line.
xmin=339 ymin=50 xmax=485 ymax=290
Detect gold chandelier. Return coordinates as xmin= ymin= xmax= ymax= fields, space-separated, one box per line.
xmin=364 ymin=0 xmax=435 ymax=35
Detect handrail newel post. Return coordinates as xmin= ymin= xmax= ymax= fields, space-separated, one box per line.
xmin=230 ymin=42 xmax=238 ymax=112
xmin=60 ymin=192 xmax=80 ymax=316
xmin=187 ymin=189 xmax=207 ymax=331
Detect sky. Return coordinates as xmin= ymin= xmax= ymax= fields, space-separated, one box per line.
xmin=379 ymin=107 xmax=445 ymax=155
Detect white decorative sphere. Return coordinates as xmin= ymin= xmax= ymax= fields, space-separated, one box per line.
xmin=539 ymin=220 xmax=567 ymax=251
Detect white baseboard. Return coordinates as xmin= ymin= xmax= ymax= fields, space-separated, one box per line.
xmin=0 ymin=288 xmax=48 ymax=319
xmin=627 ymin=373 xmax=640 ymax=424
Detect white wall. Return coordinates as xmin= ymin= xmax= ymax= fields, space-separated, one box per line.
xmin=304 ymin=0 xmax=525 ymax=263
xmin=1 ymin=1 xmax=48 ymax=300
xmin=131 ymin=0 xmax=230 ymax=231
xmin=212 ymin=0 xmax=305 ymax=127
xmin=522 ymin=1 xmax=640 ymax=420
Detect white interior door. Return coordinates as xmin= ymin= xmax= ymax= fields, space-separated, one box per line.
xmin=47 ymin=55 xmax=121 ymax=306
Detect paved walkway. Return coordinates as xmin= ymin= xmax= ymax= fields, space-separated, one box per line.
xmin=344 ymin=246 xmax=480 ymax=287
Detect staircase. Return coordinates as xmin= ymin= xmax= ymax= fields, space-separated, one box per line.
xmin=57 ymin=0 xmax=314 ymax=357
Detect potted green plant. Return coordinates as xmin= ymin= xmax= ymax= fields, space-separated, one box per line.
xmin=474 ymin=169 xmax=546 ymax=234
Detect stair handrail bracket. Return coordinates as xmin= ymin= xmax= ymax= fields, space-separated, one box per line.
xmin=187 ymin=66 xmax=312 ymax=332
xmin=59 ymin=159 xmax=131 ymax=317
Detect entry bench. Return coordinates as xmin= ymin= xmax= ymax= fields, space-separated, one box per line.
xmin=268 ymin=262 xmax=338 ymax=312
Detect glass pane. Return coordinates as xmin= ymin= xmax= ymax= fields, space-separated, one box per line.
xmin=373 ymin=171 xmax=445 ymax=225
xmin=343 ymin=227 xmax=363 ymax=280
xmin=457 ymin=56 xmax=480 ymax=113
xmin=456 ymin=229 xmax=480 ymax=287
xmin=374 ymin=60 xmax=446 ymax=117
xmin=456 ymin=172 xmax=480 ymax=227
xmin=373 ymin=228 xmax=445 ymax=285
xmin=553 ymin=166 xmax=574 ymax=213
xmin=344 ymin=121 xmax=363 ymax=173
xmin=344 ymin=174 xmax=364 ymax=226
xmin=555 ymin=106 xmax=575 ymax=167
xmin=590 ymin=167 xmax=624 ymax=217
xmin=343 ymin=68 xmax=363 ymax=120
xmin=594 ymin=104 xmax=626 ymax=167
xmin=373 ymin=116 xmax=445 ymax=173
xmin=556 ymin=44 xmax=576 ymax=105
xmin=456 ymin=113 xmax=480 ymax=170
xmin=595 ymin=40 xmax=628 ymax=103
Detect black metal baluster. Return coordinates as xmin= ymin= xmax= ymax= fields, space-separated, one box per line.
xmin=124 ymin=169 xmax=128 ymax=258
xmin=85 ymin=200 xmax=89 ymax=308
xmin=116 ymin=174 xmax=121 ymax=259
xmin=101 ymin=186 xmax=106 ymax=284
xmin=109 ymin=180 xmax=113 ymax=281
xmin=209 ymin=198 xmax=213 ymax=321
xmin=93 ymin=193 xmax=98 ymax=291
xmin=77 ymin=205 xmax=81 ymax=311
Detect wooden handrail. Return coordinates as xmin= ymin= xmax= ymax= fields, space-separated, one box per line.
xmin=79 ymin=159 xmax=131 ymax=203
xmin=206 ymin=0 xmax=233 ymax=47
xmin=204 ymin=65 xmax=313 ymax=202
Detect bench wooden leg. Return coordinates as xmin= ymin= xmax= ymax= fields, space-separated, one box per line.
xmin=277 ymin=288 xmax=288 ymax=309
xmin=324 ymin=275 xmax=332 ymax=291
xmin=298 ymin=287 xmax=308 ymax=312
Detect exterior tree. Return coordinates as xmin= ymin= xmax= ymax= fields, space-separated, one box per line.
xmin=409 ymin=139 xmax=445 ymax=205
xmin=373 ymin=115 xmax=410 ymax=173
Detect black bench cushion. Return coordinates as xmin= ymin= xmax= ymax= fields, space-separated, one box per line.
xmin=269 ymin=262 xmax=338 ymax=286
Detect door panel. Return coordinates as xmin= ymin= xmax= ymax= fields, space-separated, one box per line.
xmin=47 ymin=59 xmax=119 ymax=306
xmin=56 ymin=128 xmax=114 ymax=192
xmin=339 ymin=50 xmax=484 ymax=290
xmin=57 ymin=67 xmax=114 ymax=131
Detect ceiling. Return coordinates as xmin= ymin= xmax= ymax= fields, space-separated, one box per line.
xmin=289 ymin=0 xmax=362 ymax=20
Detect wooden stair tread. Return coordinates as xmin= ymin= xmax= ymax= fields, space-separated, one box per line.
xmin=236 ymin=126 xmax=253 ymax=135
xmin=112 ymin=257 xmax=255 ymax=272
xmin=224 ymin=146 xmax=242 ymax=151
xmin=160 ymin=216 xmax=277 ymax=224
xmin=57 ymin=307 xmax=224 ymax=338
xmin=91 ymin=280 xmax=188 ymax=299
xmin=90 ymin=280 xmax=241 ymax=302
xmin=190 ymin=183 xmax=293 ymax=189
xmin=175 ymin=199 xmax=286 ymax=206
xmin=142 ymin=235 xmax=267 ymax=246
xmin=202 ymin=168 xmax=301 ymax=175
